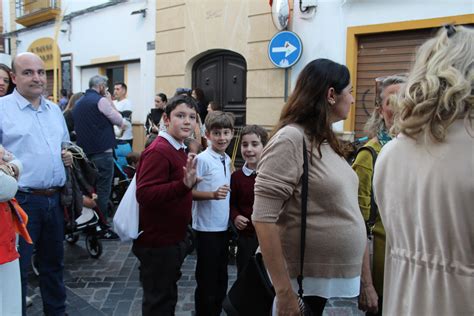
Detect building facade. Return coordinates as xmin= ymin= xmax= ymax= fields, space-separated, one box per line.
xmin=2 ymin=0 xmax=156 ymax=150
xmin=2 ymin=0 xmax=472 ymax=151
xmin=155 ymin=0 xmax=473 ymax=139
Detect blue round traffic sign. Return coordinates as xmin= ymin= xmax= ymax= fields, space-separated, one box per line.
xmin=268 ymin=31 xmax=303 ymax=68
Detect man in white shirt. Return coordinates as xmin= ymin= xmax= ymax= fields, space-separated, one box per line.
xmin=113 ymin=82 xmax=134 ymax=146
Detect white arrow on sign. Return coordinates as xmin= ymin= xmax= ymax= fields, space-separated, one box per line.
xmin=271 ymin=41 xmax=297 ymax=58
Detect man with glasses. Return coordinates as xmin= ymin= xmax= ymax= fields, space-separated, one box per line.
xmin=73 ymin=75 xmax=125 ymax=220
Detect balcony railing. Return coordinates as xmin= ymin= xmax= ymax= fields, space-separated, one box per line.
xmin=16 ymin=0 xmax=61 ymax=27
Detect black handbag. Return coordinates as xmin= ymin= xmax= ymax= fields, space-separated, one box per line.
xmin=223 ymin=137 xmax=311 ymax=316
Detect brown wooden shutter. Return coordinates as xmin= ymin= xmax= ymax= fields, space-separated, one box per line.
xmin=354 ymin=28 xmax=436 ymax=138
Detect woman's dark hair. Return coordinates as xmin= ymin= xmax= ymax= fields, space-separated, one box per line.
xmin=273 ymin=58 xmax=350 ymax=157
xmin=192 ymin=88 xmax=205 ymax=102
xmin=157 ymin=92 xmax=167 ymax=103
xmin=165 ymin=95 xmax=199 ymax=117
xmin=0 ymin=63 xmax=15 ymax=95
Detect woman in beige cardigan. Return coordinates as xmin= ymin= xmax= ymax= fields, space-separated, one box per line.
xmin=252 ymin=59 xmax=366 ymax=316
xmin=373 ymin=25 xmax=474 ymax=316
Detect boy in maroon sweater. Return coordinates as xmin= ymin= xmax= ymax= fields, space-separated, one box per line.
xmin=230 ymin=125 xmax=268 ymax=276
xmin=133 ymin=95 xmax=199 ymax=316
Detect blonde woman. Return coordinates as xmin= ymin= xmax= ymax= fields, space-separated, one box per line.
xmin=373 ymin=25 xmax=473 ymax=316
xmin=352 ymin=74 xmax=406 ymax=315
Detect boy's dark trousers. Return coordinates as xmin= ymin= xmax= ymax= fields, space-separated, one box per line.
xmin=236 ymin=234 xmax=258 ymax=277
xmin=194 ymin=231 xmax=229 ymax=316
xmin=132 ymin=241 xmax=187 ymax=316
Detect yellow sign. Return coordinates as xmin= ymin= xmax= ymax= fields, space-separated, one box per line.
xmin=27 ymin=37 xmax=60 ymax=70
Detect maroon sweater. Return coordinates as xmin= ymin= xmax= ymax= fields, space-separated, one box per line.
xmin=134 ymin=136 xmax=192 ymax=248
xmin=230 ymin=169 xmax=256 ymax=237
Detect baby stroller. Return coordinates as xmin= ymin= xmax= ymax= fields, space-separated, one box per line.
xmin=61 ymin=143 xmax=104 ymax=259
xmin=64 ymin=205 xmax=103 ymax=258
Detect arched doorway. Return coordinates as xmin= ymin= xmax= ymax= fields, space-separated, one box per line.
xmin=193 ymin=50 xmax=247 ymax=165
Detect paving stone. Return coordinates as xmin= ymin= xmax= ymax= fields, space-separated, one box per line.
xmin=113 ymin=300 xmax=132 ymax=315
xmin=93 ymin=288 xmax=109 ymax=300
xmin=81 ymin=276 xmax=104 ymax=282
xmin=86 ymin=281 xmax=113 ymax=288
xmin=99 ymin=307 xmax=114 ymax=315
xmin=65 ymin=281 xmax=87 ymax=288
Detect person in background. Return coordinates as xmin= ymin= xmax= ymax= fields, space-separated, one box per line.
xmin=0 ymin=63 xmax=15 ymax=96
xmin=184 ymin=137 xmax=203 ymax=155
xmin=123 ymin=151 xmax=140 ymax=179
xmin=58 ymin=88 xmax=69 ymax=111
xmin=207 ymin=101 xmax=220 ymax=115
xmin=373 ymin=25 xmax=473 ymax=316
xmin=203 ymin=101 xmax=221 ymax=146
xmin=73 ymin=75 xmax=126 ymax=218
xmin=145 ymin=92 xmax=168 ymax=136
xmin=63 ymin=92 xmax=85 ymax=142
xmin=352 ymin=74 xmax=406 ymax=316
xmin=134 ymin=95 xmax=199 ymax=315
xmin=175 ymin=87 xmax=192 ymax=97
xmin=192 ymin=87 xmax=207 ymax=123
xmin=192 ymin=111 xmax=235 ymax=316
xmin=113 ymin=82 xmax=134 ymax=147
xmin=230 ymin=124 xmax=268 ymax=276
xmin=252 ymin=59 xmax=366 ymax=316
xmin=0 ymin=52 xmax=73 ymax=316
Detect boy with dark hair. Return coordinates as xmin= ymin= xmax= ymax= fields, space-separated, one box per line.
xmin=192 ymin=111 xmax=235 ymax=316
xmin=230 ymin=125 xmax=268 ymax=276
xmin=133 ymin=94 xmax=199 ymax=316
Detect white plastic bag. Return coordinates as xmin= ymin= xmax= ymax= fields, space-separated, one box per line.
xmin=113 ymin=175 xmax=142 ymax=241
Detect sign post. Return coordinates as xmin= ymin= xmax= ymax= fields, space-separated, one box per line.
xmin=268 ymin=31 xmax=303 ymax=101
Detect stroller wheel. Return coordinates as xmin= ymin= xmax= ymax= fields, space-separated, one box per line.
xmin=65 ymin=233 xmax=79 ymax=244
xmin=85 ymin=235 xmax=103 ymax=259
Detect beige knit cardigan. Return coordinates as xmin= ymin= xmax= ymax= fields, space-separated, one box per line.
xmin=252 ymin=125 xmax=366 ymax=278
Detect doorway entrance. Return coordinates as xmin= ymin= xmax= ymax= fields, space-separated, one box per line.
xmin=192 ymin=51 xmax=247 ymax=165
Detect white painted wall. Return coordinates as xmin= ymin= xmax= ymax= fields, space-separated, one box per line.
xmin=11 ymin=0 xmax=155 ymax=123
xmin=291 ymin=0 xmax=473 ymax=131
xmin=80 ymin=67 xmax=99 ymax=91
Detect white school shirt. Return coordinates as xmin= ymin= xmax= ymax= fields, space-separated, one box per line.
xmin=192 ymin=147 xmax=231 ymax=232
xmin=114 ymin=99 xmax=133 ymax=140
xmin=114 ymin=98 xmax=133 ymax=112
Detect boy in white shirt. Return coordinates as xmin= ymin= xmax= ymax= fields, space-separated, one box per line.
xmin=192 ymin=111 xmax=234 ymax=316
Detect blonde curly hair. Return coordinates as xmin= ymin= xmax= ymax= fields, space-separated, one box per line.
xmin=393 ymin=25 xmax=474 ymax=142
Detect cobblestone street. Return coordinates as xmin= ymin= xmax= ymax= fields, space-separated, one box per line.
xmin=26 ymin=237 xmax=363 ymax=316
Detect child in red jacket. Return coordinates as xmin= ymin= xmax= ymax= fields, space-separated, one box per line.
xmin=230 ymin=125 xmax=268 ymax=276
xmin=132 ymin=95 xmax=199 ymax=316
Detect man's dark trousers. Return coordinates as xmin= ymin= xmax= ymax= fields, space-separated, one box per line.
xmin=17 ymin=191 xmax=66 ymax=316
xmin=87 ymin=151 xmax=114 ymax=217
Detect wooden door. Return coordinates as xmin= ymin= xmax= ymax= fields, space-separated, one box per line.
xmin=193 ymin=51 xmax=247 ymax=166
